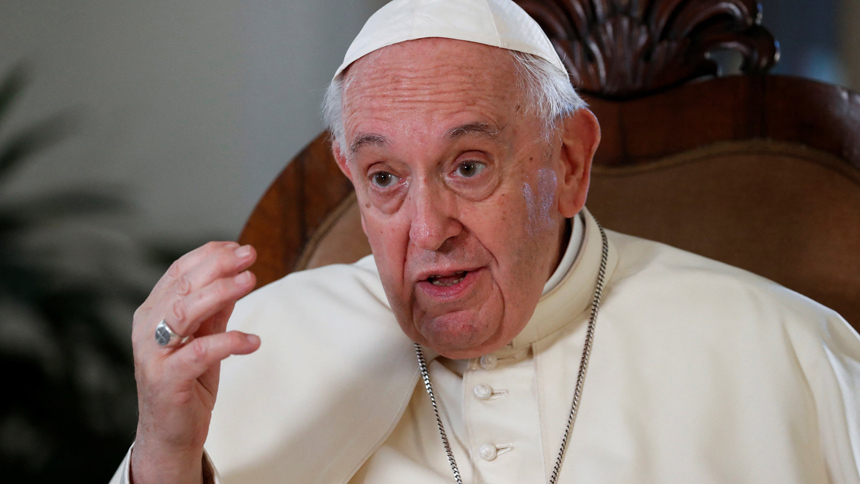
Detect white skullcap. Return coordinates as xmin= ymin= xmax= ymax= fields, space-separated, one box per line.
xmin=333 ymin=0 xmax=566 ymax=79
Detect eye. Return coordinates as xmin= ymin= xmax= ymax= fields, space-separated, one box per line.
xmin=455 ymin=161 xmax=486 ymax=178
xmin=370 ymin=171 xmax=400 ymax=188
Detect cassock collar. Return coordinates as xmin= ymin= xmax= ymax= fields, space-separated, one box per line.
xmin=508 ymin=208 xmax=619 ymax=349
xmin=542 ymin=212 xmax=584 ymax=295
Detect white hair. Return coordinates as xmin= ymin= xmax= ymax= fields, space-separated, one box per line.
xmin=322 ymin=50 xmax=585 ymax=152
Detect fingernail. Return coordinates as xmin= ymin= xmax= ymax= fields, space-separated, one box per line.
xmin=235 ymin=245 xmax=252 ymax=258
xmin=246 ymin=334 xmax=260 ymax=346
xmin=235 ymin=271 xmax=251 ymax=284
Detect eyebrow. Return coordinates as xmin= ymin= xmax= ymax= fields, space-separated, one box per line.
xmin=446 ymin=122 xmax=501 ymax=140
xmin=349 ymin=133 xmax=388 ymax=156
xmin=348 ymin=122 xmax=502 ymax=156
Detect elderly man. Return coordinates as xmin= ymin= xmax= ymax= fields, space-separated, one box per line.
xmin=112 ymin=0 xmax=860 ymax=483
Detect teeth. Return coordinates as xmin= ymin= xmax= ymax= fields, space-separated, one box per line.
xmin=431 ymin=277 xmax=464 ymax=286
xmin=428 ymin=271 xmax=467 ymax=286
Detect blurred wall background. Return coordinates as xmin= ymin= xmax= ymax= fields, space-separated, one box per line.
xmin=0 ymin=0 xmax=857 ymax=481
xmin=1 ymin=0 xmax=388 ymax=245
xmin=760 ymin=0 xmax=850 ymax=87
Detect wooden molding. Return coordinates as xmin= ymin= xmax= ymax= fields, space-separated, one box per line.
xmin=516 ymin=0 xmax=778 ymax=98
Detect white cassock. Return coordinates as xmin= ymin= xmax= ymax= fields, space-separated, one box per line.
xmin=111 ymin=210 xmax=860 ymax=483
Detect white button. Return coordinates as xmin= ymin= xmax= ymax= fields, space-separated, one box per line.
xmin=479 ymin=354 xmax=498 ymax=370
xmin=478 ymin=443 xmax=498 ymax=461
xmin=473 ymin=384 xmax=493 ymax=400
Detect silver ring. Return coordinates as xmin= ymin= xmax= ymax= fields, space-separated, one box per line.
xmin=154 ymin=319 xmax=189 ymax=347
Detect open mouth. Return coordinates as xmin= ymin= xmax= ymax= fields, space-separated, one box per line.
xmin=426 ymin=270 xmax=468 ymax=287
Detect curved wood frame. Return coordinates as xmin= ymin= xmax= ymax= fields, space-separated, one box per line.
xmin=588 ymin=75 xmax=860 ymax=168
xmin=238 ymin=133 xmax=352 ymax=288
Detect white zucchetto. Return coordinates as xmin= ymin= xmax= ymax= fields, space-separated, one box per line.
xmin=334 ymin=0 xmax=566 ymax=78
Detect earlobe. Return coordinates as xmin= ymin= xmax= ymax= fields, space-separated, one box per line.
xmin=333 ymin=142 xmax=354 ymax=182
xmin=557 ymin=108 xmax=601 ymax=218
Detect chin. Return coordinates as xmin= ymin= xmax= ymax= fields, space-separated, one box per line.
xmin=416 ymin=310 xmax=508 ymax=359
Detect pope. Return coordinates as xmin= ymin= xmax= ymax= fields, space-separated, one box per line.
xmin=112 ymin=0 xmax=860 ymax=483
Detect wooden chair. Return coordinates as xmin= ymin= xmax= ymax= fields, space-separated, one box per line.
xmin=239 ymin=0 xmax=860 ymax=328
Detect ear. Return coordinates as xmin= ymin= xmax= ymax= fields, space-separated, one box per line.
xmin=332 ymin=141 xmax=354 ymax=182
xmin=556 ymin=108 xmax=600 ymax=218
xmin=332 ymin=141 xmax=369 ymax=236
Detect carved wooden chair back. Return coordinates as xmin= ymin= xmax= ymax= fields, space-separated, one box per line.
xmin=239 ymin=0 xmax=860 ymax=328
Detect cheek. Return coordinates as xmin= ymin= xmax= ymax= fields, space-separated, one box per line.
xmin=522 ymin=169 xmax=559 ymax=235
xmin=537 ymin=169 xmax=559 ymax=215
xmin=357 ymin=189 xmax=405 ymax=245
xmin=361 ymin=208 xmax=411 ymax=286
xmin=496 ymin=168 xmax=562 ymax=295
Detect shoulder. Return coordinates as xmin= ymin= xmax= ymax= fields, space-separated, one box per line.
xmin=591 ymin=232 xmax=860 ymax=477
xmin=208 ymin=256 xmax=417 ymax=478
xmin=223 ymin=254 xmax=407 ymax=382
xmin=241 ymin=254 xmax=386 ymax=307
xmin=230 ymin=255 xmax=391 ymax=332
xmin=602 ymin=230 xmax=859 ymax=362
xmin=606 ymin=230 xmax=845 ymax=323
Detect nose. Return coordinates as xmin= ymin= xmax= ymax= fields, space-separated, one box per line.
xmin=408 ymin=183 xmax=462 ymax=251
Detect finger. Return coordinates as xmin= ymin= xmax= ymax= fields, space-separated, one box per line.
xmin=196 ymin=302 xmax=235 ymax=338
xmin=167 ymin=270 xmax=256 ymax=337
xmin=173 ymin=244 xmax=256 ymax=298
xmin=135 ymin=242 xmax=238 ymax=323
xmin=134 ymin=243 xmax=254 ymax=338
xmin=153 ymin=241 xmax=239 ymax=290
xmin=169 ymin=331 xmax=261 ymax=380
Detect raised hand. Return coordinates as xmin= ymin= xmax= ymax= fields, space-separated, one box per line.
xmin=129 ymin=242 xmax=261 ymax=483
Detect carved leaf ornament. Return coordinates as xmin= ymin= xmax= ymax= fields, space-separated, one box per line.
xmin=516 ymin=0 xmax=779 ymax=98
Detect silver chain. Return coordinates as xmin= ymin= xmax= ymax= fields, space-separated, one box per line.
xmin=414 ymin=222 xmax=609 ymax=484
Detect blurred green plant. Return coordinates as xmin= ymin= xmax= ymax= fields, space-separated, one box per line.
xmin=0 ymin=66 xmax=193 ymax=482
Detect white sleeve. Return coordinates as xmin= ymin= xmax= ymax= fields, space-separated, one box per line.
xmin=817 ymin=316 xmax=860 ymax=484
xmin=108 ymin=444 xmax=220 ymax=484
xmin=107 ymin=447 xmax=131 ymax=484
xmin=788 ymin=310 xmax=860 ymax=484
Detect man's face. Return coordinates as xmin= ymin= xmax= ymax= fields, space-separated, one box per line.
xmin=335 ymin=39 xmax=589 ymax=359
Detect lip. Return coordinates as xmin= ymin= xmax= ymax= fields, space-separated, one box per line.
xmin=415 ymin=265 xmax=482 ymax=284
xmin=415 ymin=267 xmax=485 ymax=301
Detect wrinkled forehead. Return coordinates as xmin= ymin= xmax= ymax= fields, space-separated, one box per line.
xmin=341 ymin=38 xmax=522 ymax=126
xmin=344 ymin=37 xmax=517 ymax=87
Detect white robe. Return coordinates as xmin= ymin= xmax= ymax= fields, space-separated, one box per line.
xmin=111 ymin=211 xmax=860 ymax=483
